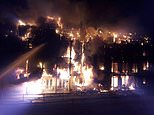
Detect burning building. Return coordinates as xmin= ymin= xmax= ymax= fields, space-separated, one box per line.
xmin=13 ymin=15 xmax=153 ymax=94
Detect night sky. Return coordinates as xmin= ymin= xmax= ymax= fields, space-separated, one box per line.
xmin=0 ymin=0 xmax=154 ymax=33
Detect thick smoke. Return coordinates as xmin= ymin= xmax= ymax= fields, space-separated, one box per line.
xmin=22 ymin=0 xmax=146 ymax=31
xmin=0 ymin=0 xmax=151 ymax=32
xmin=17 ymin=0 xmax=87 ymax=27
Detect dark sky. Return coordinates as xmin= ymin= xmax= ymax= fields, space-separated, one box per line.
xmin=0 ymin=0 xmax=154 ymax=33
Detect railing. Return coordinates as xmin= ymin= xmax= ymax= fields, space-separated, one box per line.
xmin=0 ymin=90 xmax=139 ymax=104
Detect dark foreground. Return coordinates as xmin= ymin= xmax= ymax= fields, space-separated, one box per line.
xmin=0 ymin=95 xmax=154 ymax=115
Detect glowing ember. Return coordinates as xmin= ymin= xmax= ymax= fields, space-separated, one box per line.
xmin=17 ymin=19 xmax=36 ymax=26
xmin=121 ymin=75 xmax=129 ymax=86
xmin=111 ymin=62 xmax=118 ymax=73
xmin=113 ymin=33 xmax=118 ymax=42
xmin=143 ymin=61 xmax=150 ymax=70
xmin=99 ymin=65 xmax=105 ymax=70
xmin=18 ymin=20 xmax=26 ymax=26
xmin=111 ymin=76 xmax=118 ymax=90
xmin=81 ymin=65 xmax=94 ymax=86
xmin=46 ymin=16 xmax=63 ymax=29
xmin=129 ymin=84 xmax=135 ymax=90
xmin=15 ymin=68 xmax=24 ymax=79
xmin=21 ymin=29 xmax=31 ymax=41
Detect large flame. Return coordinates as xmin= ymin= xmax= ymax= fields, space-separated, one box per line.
xmin=20 ymin=41 xmax=95 ymax=94
xmin=16 ymin=15 xmax=149 ymax=44
xmin=57 ymin=42 xmax=94 ymax=88
xmin=14 ymin=15 xmax=147 ymax=94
